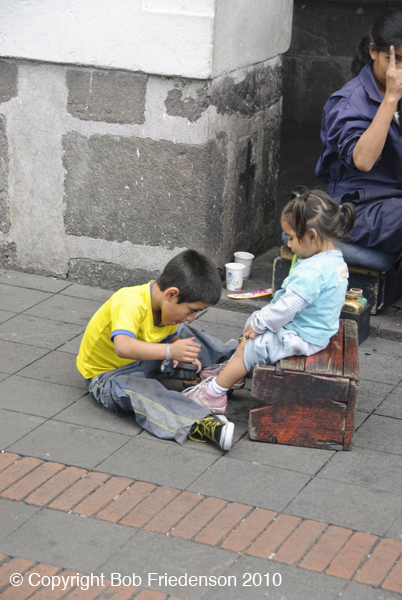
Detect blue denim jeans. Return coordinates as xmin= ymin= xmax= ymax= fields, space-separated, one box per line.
xmin=86 ymin=324 xmax=239 ymax=444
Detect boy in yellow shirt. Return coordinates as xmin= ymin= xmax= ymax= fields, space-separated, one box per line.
xmin=77 ymin=250 xmax=236 ymax=450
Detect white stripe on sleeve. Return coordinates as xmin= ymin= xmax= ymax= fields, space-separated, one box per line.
xmin=251 ymin=288 xmax=309 ymax=334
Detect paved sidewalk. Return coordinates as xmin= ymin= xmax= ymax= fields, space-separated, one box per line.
xmin=1 ymin=266 xmax=402 ymax=600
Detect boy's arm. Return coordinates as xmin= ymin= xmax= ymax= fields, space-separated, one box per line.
xmin=113 ymin=334 xmax=201 ymax=364
xmin=244 ymin=288 xmax=308 ymax=339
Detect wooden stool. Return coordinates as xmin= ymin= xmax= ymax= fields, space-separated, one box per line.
xmin=249 ymin=320 xmax=359 ymax=451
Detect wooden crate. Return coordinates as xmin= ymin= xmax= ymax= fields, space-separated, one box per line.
xmin=249 ymin=320 xmax=359 ymax=451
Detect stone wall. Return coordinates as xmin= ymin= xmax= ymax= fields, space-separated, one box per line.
xmin=0 ymin=58 xmax=282 ymax=288
xmin=283 ymin=0 xmax=399 ymax=129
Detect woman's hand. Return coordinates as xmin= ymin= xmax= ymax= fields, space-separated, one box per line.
xmin=353 ymin=45 xmax=402 ymax=172
xmin=385 ymin=46 xmax=402 ymax=105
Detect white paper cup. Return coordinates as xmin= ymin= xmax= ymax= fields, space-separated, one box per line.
xmin=234 ymin=251 xmax=254 ymax=279
xmin=225 ymin=262 xmax=245 ymax=291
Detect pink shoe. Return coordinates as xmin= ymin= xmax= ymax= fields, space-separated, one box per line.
xmin=200 ymin=362 xmax=245 ymax=390
xmin=182 ymin=377 xmax=227 ymax=414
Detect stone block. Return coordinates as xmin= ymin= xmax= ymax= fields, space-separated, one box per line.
xmin=165 ymin=79 xmax=212 ymax=122
xmin=0 ymin=242 xmax=17 ymax=269
xmin=68 ymin=258 xmax=160 ymax=291
xmin=212 ymin=58 xmax=282 ymax=117
xmin=0 ymin=116 xmax=10 ymax=233
xmin=66 ymin=68 xmax=147 ymax=124
xmin=289 ymin=1 xmax=386 ymax=58
xmin=283 ymin=56 xmax=350 ymax=127
xmin=63 ymin=132 xmax=226 ymax=251
xmin=0 ymin=59 xmax=18 ymax=104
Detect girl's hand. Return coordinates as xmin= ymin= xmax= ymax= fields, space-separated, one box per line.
xmin=385 ymin=46 xmax=402 ymax=105
xmin=244 ymin=324 xmax=258 ymax=340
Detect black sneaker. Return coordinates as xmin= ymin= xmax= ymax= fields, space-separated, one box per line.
xmin=189 ymin=416 xmax=234 ymax=451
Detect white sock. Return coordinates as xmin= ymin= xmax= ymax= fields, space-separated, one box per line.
xmin=208 ymin=377 xmax=229 ymax=394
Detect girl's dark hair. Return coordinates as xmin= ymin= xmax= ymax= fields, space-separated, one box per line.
xmin=351 ymin=9 xmax=402 ymax=76
xmin=281 ymin=189 xmax=356 ymax=243
xmin=156 ymin=249 xmax=222 ymax=306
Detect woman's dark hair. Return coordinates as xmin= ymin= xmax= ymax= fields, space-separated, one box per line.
xmin=156 ymin=249 xmax=222 ymax=306
xmin=351 ymin=9 xmax=402 ymax=76
xmin=281 ymin=189 xmax=356 ymax=243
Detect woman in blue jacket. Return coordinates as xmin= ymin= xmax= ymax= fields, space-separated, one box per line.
xmin=316 ymin=10 xmax=402 ymax=254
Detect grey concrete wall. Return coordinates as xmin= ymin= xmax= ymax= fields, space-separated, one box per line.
xmin=0 ymin=58 xmax=282 ymax=288
xmin=283 ymin=0 xmax=400 ymax=130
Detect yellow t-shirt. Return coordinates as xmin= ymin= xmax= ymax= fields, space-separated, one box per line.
xmin=76 ymin=281 xmax=177 ymax=379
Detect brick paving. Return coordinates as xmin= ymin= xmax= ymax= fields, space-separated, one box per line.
xmin=1 ymin=452 xmax=402 ymax=596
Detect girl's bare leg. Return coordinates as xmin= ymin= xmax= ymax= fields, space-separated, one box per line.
xmin=216 ymin=339 xmax=248 ymax=388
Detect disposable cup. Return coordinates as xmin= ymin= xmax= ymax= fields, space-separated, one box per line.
xmin=225 ymin=262 xmax=245 ymax=291
xmin=234 ymin=251 xmax=254 ymax=279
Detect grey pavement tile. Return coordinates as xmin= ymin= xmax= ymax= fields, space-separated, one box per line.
xmin=358 ymin=351 xmax=402 ymax=386
xmin=57 ymin=333 xmax=84 ymax=355
xmin=0 ymin=499 xmax=41 ymax=542
xmin=197 ymin=308 xmax=251 ymax=329
xmin=191 ymin=321 xmax=242 ymax=345
xmin=354 ymin=410 xmax=370 ymax=429
xmin=25 ymin=294 xmax=103 ymax=326
xmin=340 ymin=581 xmax=402 ymax=600
xmin=287 ymin=477 xmax=402 ymax=536
xmin=55 ymin=395 xmax=143 ymax=436
xmin=7 ymin=419 xmax=132 ymax=469
xmin=356 ymin=379 xmax=394 ymax=413
xmin=59 ymin=282 xmax=113 ymax=302
xmin=0 ymin=269 xmax=72 ymax=293
xmin=0 ymin=283 xmax=52 ymax=313
xmin=378 ymin=309 xmax=402 ymax=342
xmin=0 ymin=375 xmax=86 ymax=418
xmin=1 ymin=409 xmax=46 ymax=450
xmin=0 ymin=372 xmax=10 ymax=381
xmin=98 ymin=530 xmax=237 ymax=600
xmin=353 ymin=415 xmax=402 ymax=455
xmin=375 ymin=383 xmax=402 ymax=419
xmin=0 ymin=340 xmax=50 ymax=374
xmin=368 ymin=307 xmax=399 ymax=337
xmin=97 ymin=436 xmax=220 ymax=488
xmin=187 ymin=456 xmax=311 ymax=512
xmin=318 ymin=446 xmax=402 ymax=495
xmin=229 ymin=437 xmax=335 ymax=476
xmin=201 ymin=556 xmax=346 ymax=600
xmin=359 ymin=335 xmax=402 ymax=355
xmin=0 ymin=314 xmax=84 ymax=349
xmin=392 ymin=297 xmax=402 ymax=310
xmin=0 ymin=309 xmax=16 ymax=324
xmin=385 ymin=512 xmax=402 ymax=542
xmin=0 ymin=508 xmax=136 ymax=573
xmin=17 ymin=350 xmax=87 ymax=389
xmin=225 ymin=387 xmax=264 ymax=424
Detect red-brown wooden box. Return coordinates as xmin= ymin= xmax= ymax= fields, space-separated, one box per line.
xmin=249 ymin=320 xmax=359 ymax=451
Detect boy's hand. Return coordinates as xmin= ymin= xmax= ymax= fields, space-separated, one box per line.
xmin=171 ymin=337 xmax=201 ymax=364
xmin=244 ymin=324 xmax=258 ymax=340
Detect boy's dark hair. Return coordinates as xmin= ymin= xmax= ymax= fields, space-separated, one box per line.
xmin=157 ymin=249 xmax=222 ymax=306
xmin=282 ymin=189 xmax=356 ymax=243
xmin=351 ymin=9 xmax=402 ymax=76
